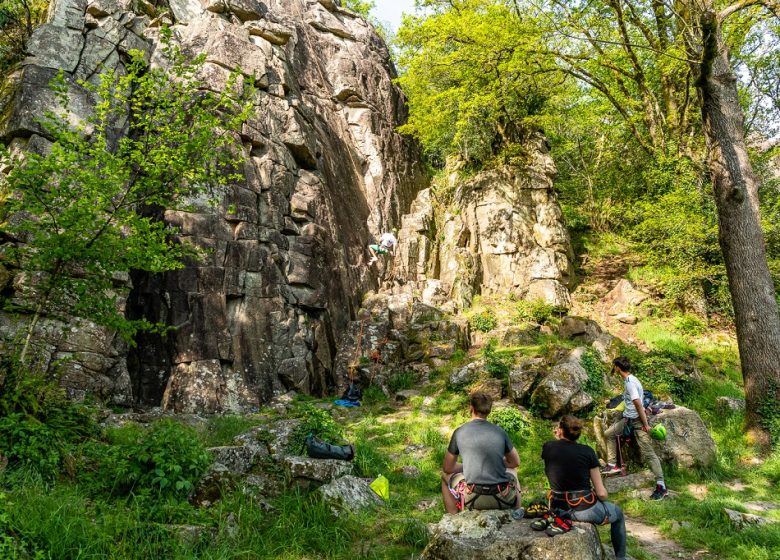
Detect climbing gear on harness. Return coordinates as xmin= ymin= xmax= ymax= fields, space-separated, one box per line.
xmin=462 ymin=481 xmax=518 ymax=511
xmin=548 ymin=489 xmax=596 ymax=512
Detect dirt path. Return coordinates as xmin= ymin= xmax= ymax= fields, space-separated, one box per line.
xmin=625 ymin=517 xmax=710 ymax=559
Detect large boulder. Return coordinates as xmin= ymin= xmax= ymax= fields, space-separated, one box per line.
xmin=318 ymin=475 xmax=383 ymax=516
xmin=423 ymin=511 xmax=603 ymax=560
xmin=593 ymin=406 xmax=716 ymax=469
xmin=530 ymin=348 xmax=593 ymax=418
xmin=558 ymin=317 xmax=603 ymax=344
xmin=603 ymin=279 xmax=649 ymax=316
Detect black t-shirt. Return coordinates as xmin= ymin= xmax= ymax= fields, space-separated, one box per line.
xmin=541 ymin=439 xmax=599 ymax=492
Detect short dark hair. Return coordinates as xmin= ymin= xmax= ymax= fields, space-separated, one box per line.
xmin=559 ymin=415 xmax=584 ymax=441
xmin=470 ymin=392 xmax=493 ymax=417
xmin=613 ymin=356 xmax=631 ymax=373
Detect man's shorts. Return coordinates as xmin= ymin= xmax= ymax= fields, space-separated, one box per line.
xmin=369 ymin=244 xmax=388 ymax=254
xmin=447 ymin=473 xmax=518 ymax=511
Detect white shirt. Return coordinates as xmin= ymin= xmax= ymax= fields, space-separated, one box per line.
xmin=622 ymin=374 xmax=643 ymax=419
xmin=379 ymin=232 xmax=397 ymax=250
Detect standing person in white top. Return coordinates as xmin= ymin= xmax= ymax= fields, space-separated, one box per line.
xmin=367 ymin=229 xmax=397 ymax=265
xmin=601 ymin=356 xmax=668 ymax=500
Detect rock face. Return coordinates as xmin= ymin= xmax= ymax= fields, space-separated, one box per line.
xmin=395 ymin=138 xmax=575 ymax=311
xmin=423 ymin=511 xmax=603 ymax=560
xmin=1 ymin=0 xmax=426 ymax=410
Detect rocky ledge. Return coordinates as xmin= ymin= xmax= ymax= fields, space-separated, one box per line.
xmin=423 ymin=510 xmax=603 ymax=560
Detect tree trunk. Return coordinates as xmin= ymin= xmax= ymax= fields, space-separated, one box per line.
xmin=694 ymin=8 xmax=780 ymax=447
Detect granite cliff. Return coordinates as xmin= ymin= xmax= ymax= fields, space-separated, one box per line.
xmin=0 ymin=0 xmax=574 ymax=412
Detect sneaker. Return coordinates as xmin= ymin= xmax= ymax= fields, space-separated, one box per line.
xmin=650 ymin=484 xmax=669 ymax=500
xmin=601 ymin=464 xmax=622 ymax=476
xmin=368 ymin=257 xmax=378 ymax=265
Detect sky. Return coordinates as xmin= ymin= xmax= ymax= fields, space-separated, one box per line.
xmin=373 ymin=0 xmax=418 ymax=31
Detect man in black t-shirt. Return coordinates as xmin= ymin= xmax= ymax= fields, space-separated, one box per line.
xmin=441 ymin=392 xmax=521 ymax=514
xmin=542 ymin=416 xmax=627 ymax=560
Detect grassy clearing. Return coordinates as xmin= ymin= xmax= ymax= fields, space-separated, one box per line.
xmin=2 ymin=301 xmax=778 ymax=559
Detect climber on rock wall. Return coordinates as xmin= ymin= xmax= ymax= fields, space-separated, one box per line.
xmin=368 ymin=230 xmax=398 ymax=265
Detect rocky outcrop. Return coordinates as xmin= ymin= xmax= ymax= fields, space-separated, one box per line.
xmin=395 ymin=136 xmax=575 ymax=311
xmin=1 ymin=0 xmax=426 ymax=409
xmin=423 ymin=511 xmax=603 ymax=560
xmin=333 ymin=290 xmax=469 ymax=392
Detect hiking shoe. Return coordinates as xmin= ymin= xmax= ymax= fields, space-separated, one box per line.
xmin=544 ymin=515 xmax=573 ymax=536
xmin=601 ymin=464 xmax=622 ymax=476
xmin=650 ymin=484 xmax=669 ymax=500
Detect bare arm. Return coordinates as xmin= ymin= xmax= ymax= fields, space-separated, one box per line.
xmin=632 ymin=398 xmax=650 ymax=429
xmin=504 ymin=448 xmax=520 ymax=470
xmin=590 ymin=467 xmax=608 ymax=500
xmin=443 ymin=451 xmax=463 ymax=475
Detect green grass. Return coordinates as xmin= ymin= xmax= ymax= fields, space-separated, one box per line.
xmin=3 ymin=304 xmax=778 ymax=560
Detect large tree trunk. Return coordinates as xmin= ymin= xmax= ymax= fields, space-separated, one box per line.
xmin=694 ymin=8 xmax=780 ymax=446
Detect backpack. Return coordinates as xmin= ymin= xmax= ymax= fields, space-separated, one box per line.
xmin=305 ymin=434 xmax=355 ymax=461
xmin=642 ymin=390 xmax=654 ymax=409
xmin=342 ymin=382 xmax=362 ymax=402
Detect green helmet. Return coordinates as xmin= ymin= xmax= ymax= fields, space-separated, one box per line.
xmin=650 ymin=424 xmax=667 ymax=440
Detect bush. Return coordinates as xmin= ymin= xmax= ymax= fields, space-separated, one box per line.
xmin=674 ymin=314 xmax=708 ymax=336
xmin=0 ymin=415 xmax=61 ymax=480
xmin=288 ymin=403 xmax=345 ymax=453
xmin=488 ymin=407 xmax=529 ymax=440
xmin=581 ymin=349 xmax=607 ymax=398
xmin=388 ymin=370 xmax=417 ymax=393
xmin=76 ymin=420 xmax=210 ymax=498
xmin=470 ymin=310 xmax=498 ymax=332
xmin=482 ymin=339 xmax=512 ymax=379
xmin=515 ymin=299 xmax=556 ymax=324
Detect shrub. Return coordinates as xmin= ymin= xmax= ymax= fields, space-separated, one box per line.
xmin=0 ymin=414 xmax=61 ymax=480
xmin=470 ymin=309 xmax=498 ymax=332
xmin=488 ymin=407 xmax=529 ymax=440
xmin=581 ymin=349 xmax=607 ymax=398
xmin=288 ymin=403 xmax=345 ymax=453
xmin=674 ymin=314 xmax=707 ymax=336
xmin=515 ymin=299 xmax=556 ymax=324
xmin=482 ymin=339 xmax=512 ymax=379
xmin=388 ymin=370 xmax=417 ymax=393
xmin=76 ymin=420 xmax=210 ymax=498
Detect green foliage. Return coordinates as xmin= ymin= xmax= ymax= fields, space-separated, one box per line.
xmin=756 ymin=382 xmax=780 ymax=445
xmin=514 ymin=299 xmax=556 ymax=324
xmin=674 ymin=314 xmax=708 ymax=337
xmin=0 ymin=361 xmax=97 ymax=480
xmin=581 ymin=349 xmax=607 ymax=399
xmin=343 ymin=0 xmax=374 ymax=17
xmin=76 ymin=420 xmax=210 ymax=498
xmin=361 ymin=384 xmax=388 ymax=405
xmin=469 ymin=309 xmax=497 ymax=332
xmin=0 ymin=32 xmax=253 ymax=353
xmin=201 ymin=414 xmax=263 ymax=448
xmin=288 ymin=403 xmax=345 ymax=453
xmin=0 ymin=0 xmax=48 ymax=74
xmin=396 ymin=1 xmax=553 ymax=166
xmin=488 ymin=407 xmax=529 ymax=441
xmin=481 ymin=339 xmax=512 ymax=379
xmin=388 ymin=370 xmax=417 ymax=393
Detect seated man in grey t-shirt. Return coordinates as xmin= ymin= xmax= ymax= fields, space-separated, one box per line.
xmin=441 ymin=392 xmax=521 ymax=513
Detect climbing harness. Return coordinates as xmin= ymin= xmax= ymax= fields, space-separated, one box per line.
xmin=548 ymin=489 xmax=596 ymax=512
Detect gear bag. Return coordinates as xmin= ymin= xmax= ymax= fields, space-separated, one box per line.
xmin=305 ymin=434 xmax=355 ymax=461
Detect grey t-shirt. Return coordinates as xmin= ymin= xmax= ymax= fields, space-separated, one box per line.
xmin=622 ymin=374 xmax=644 ymax=419
xmin=447 ymin=419 xmax=514 ymax=485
